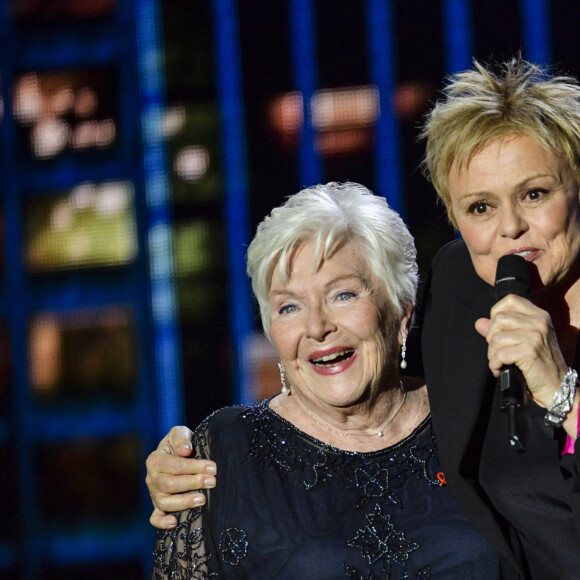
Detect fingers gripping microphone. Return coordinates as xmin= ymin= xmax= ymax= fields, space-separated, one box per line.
xmin=494 ymin=255 xmax=531 ymax=453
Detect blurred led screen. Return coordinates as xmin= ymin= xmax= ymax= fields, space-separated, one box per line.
xmin=0 ymin=205 xmax=4 ymax=276
xmin=174 ymin=219 xmax=227 ymax=319
xmin=268 ymin=85 xmax=380 ymax=156
xmin=0 ymin=444 xmax=17 ymax=538
xmin=24 ymin=181 xmax=137 ymax=272
xmin=29 ymin=307 xmax=137 ymax=403
xmin=166 ymin=103 xmax=223 ymax=204
xmin=0 ymin=323 xmax=11 ymax=409
xmin=36 ymin=434 xmax=140 ymax=524
xmin=12 ymin=0 xmax=116 ymax=22
xmin=14 ymin=68 xmax=118 ymax=160
xmin=174 ymin=219 xmax=217 ymax=276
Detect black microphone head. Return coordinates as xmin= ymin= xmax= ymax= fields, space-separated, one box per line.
xmin=494 ymin=254 xmax=530 ymax=300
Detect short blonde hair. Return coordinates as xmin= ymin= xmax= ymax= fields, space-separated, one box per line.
xmin=421 ymin=58 xmax=580 ymax=227
xmin=246 ymin=182 xmax=418 ymax=339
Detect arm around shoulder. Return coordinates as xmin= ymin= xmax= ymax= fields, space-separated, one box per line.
xmin=146 ymin=425 xmax=217 ymax=529
xmin=151 ymin=422 xmax=214 ymax=578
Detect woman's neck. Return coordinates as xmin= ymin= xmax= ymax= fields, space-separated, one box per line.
xmin=269 ymin=379 xmax=429 ymax=453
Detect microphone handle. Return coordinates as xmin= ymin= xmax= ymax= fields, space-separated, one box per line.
xmin=499 ymin=364 xmax=527 ymax=452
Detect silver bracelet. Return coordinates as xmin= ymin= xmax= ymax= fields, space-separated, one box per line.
xmin=544 ymin=367 xmax=578 ymax=428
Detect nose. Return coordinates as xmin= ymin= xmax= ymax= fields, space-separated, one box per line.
xmin=305 ymin=305 xmax=336 ymax=342
xmin=498 ymin=204 xmax=528 ymax=238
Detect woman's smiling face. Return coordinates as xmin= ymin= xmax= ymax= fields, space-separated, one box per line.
xmin=268 ymin=239 xmax=407 ymax=409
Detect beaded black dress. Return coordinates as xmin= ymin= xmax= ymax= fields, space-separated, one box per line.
xmin=151 ymin=398 xmax=500 ymax=579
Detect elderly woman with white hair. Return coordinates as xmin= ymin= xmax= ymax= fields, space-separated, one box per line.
xmin=150 ymin=182 xmax=499 ymax=578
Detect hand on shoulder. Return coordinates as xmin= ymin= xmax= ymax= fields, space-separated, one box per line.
xmin=146 ymin=426 xmax=218 ymax=529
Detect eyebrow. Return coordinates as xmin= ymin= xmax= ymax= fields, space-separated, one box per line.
xmin=268 ymin=274 xmax=367 ymax=299
xmin=458 ymin=173 xmax=559 ymax=200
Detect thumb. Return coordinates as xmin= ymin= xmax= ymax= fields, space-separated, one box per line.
xmin=157 ymin=425 xmax=193 ymax=455
xmin=166 ymin=425 xmax=194 ymax=455
xmin=175 ymin=442 xmax=194 ymax=457
xmin=475 ymin=317 xmax=490 ymax=338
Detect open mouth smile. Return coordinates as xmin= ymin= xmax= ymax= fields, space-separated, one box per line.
xmin=308 ymin=348 xmax=357 ymax=375
xmin=310 ymin=349 xmax=355 ymax=367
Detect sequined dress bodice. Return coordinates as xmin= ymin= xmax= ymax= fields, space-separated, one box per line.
xmin=152 ymin=400 xmax=500 ymax=579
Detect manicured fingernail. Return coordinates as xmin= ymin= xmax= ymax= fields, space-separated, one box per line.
xmin=179 ymin=443 xmax=192 ymax=450
xmin=193 ymin=495 xmax=205 ymax=506
xmin=204 ymin=476 xmax=216 ymax=488
xmin=206 ymin=464 xmax=217 ymax=474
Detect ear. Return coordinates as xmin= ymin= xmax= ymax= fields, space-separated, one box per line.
xmin=398 ymin=300 xmax=414 ymax=345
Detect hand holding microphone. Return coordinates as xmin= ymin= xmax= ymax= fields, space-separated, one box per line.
xmin=493 ymin=254 xmax=531 ymax=452
xmin=476 ymin=254 xmax=572 ymax=449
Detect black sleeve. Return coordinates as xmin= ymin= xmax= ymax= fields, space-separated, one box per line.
xmin=150 ymin=420 xmax=213 ymax=579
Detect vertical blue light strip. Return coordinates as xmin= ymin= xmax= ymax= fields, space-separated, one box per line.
xmin=442 ymin=0 xmax=473 ymax=240
xmin=0 ymin=1 xmax=35 ymax=574
xmin=443 ymin=0 xmax=473 ymax=73
xmin=136 ymin=0 xmax=184 ymax=432
xmin=290 ymin=0 xmax=323 ymax=186
xmin=519 ymin=0 xmax=551 ymax=65
xmin=366 ymin=0 xmax=403 ymax=216
xmin=213 ymin=0 xmax=254 ymax=405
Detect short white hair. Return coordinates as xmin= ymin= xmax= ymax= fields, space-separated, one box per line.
xmin=246 ymin=182 xmax=419 ymax=338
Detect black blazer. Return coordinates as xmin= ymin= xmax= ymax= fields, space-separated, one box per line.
xmin=413 ymin=238 xmax=580 ymax=579
xmin=415 ymin=239 xmax=523 ymax=578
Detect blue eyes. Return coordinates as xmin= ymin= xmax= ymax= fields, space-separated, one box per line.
xmin=337 ymin=291 xmax=356 ymax=301
xmin=277 ymin=291 xmax=356 ymax=315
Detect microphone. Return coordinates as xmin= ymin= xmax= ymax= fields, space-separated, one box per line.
xmin=494 ymin=254 xmax=530 ymax=453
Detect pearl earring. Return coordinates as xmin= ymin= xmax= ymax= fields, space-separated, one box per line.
xmin=278 ymin=363 xmax=290 ymax=394
xmin=400 ymin=338 xmax=407 ymax=369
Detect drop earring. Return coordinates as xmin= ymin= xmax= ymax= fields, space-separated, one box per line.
xmin=278 ymin=362 xmax=290 ymax=394
xmin=400 ymin=338 xmax=407 ymax=369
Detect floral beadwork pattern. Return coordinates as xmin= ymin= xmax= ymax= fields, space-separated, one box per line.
xmin=151 ymin=507 xmax=212 ymax=580
xmin=346 ymin=504 xmax=418 ymax=577
xmin=242 ymin=401 xmax=441 ymax=510
xmin=219 ymin=528 xmax=249 ymax=566
xmin=150 ymin=400 xmax=463 ymax=578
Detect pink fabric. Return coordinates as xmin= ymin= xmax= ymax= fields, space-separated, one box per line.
xmin=562 ymin=435 xmax=576 ymax=455
xmin=562 ymin=404 xmax=580 ymax=455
